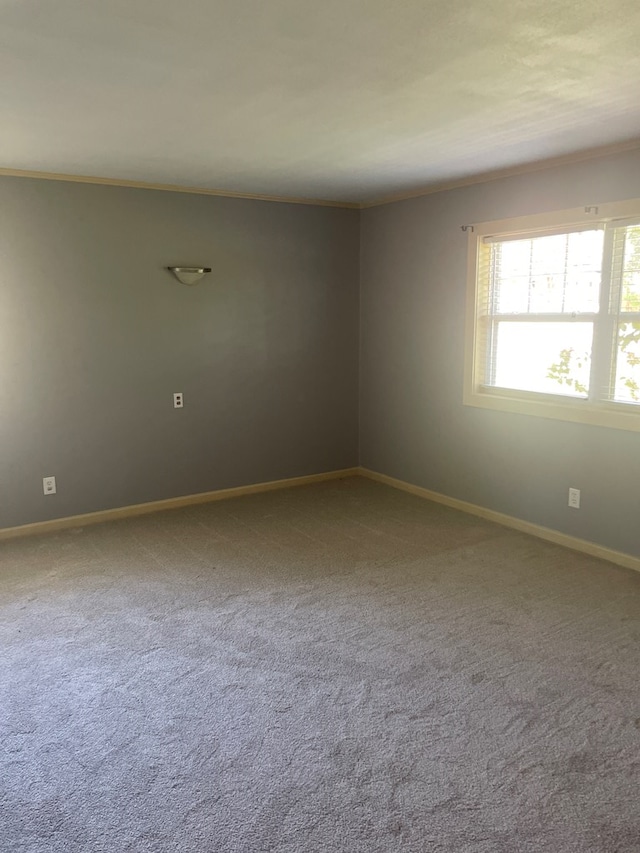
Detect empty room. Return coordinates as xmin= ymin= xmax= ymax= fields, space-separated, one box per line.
xmin=1 ymin=2 xmax=639 ymax=851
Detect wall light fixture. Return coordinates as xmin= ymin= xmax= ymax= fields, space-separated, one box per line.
xmin=167 ymin=266 xmax=212 ymax=286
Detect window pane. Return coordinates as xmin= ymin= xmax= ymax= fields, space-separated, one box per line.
xmin=622 ymin=271 xmax=640 ymax=311
xmin=491 ymin=322 xmax=593 ymax=397
xmin=613 ymin=322 xmax=640 ymax=404
xmin=621 ymin=225 xmax=640 ymax=312
xmin=492 ymin=230 xmax=603 ymax=315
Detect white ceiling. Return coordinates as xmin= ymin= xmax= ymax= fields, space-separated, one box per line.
xmin=2 ymin=0 xmax=640 ymax=204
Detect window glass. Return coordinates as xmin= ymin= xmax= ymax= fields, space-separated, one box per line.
xmin=621 ymin=225 xmax=640 ymax=312
xmin=613 ymin=323 xmax=640 ymax=404
xmin=492 ymin=231 xmax=602 ymax=316
xmin=492 ymin=322 xmax=593 ymax=397
xmin=465 ymin=202 xmax=640 ymax=431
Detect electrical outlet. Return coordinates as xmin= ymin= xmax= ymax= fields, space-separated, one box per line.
xmin=43 ymin=476 xmax=57 ymax=496
xmin=173 ymin=392 xmax=184 ymax=409
xmin=568 ymin=487 xmax=580 ymax=509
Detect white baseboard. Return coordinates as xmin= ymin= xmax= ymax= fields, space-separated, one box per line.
xmin=359 ymin=467 xmax=640 ymax=574
xmin=0 ymin=467 xmax=360 ymax=542
xmin=5 ymin=465 xmax=638 ymax=575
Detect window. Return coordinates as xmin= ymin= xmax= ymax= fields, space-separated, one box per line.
xmin=464 ymin=200 xmax=640 ymax=431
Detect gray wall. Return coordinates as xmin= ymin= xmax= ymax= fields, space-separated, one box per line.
xmin=0 ymin=178 xmax=359 ymax=529
xmin=360 ymin=148 xmax=640 ymax=558
xmin=4 ymin=150 xmax=640 ymax=558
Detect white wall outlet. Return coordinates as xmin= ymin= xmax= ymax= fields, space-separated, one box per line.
xmin=43 ymin=476 xmax=57 ymax=496
xmin=568 ymin=488 xmax=580 ymax=509
xmin=173 ymin=392 xmax=184 ymax=409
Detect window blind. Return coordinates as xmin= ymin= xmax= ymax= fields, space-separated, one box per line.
xmin=608 ymin=221 xmax=640 ymax=404
xmin=477 ymin=229 xmax=603 ymax=398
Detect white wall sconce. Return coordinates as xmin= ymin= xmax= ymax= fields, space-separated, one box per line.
xmin=167 ymin=266 xmax=212 ymax=286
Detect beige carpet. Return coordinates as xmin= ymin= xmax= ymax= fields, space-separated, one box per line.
xmin=1 ymin=476 xmax=639 ymax=852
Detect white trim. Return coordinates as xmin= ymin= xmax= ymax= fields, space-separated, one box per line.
xmin=359 ymin=468 xmax=640 ymax=574
xmin=463 ymin=200 xmax=640 ymax=432
xmin=469 ymin=198 xmax=640 ymax=239
xmin=3 ymin=139 xmax=640 ymax=211
xmin=0 ymin=468 xmax=360 ymax=541
xmin=0 ymin=168 xmax=359 ymax=210
xmin=360 ymin=138 xmax=640 ymax=208
xmin=462 ymin=388 xmax=640 ymax=431
xmin=4 ymin=466 xmax=638 ymax=575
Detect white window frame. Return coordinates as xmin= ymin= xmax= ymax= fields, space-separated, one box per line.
xmin=463 ymin=198 xmax=640 ymax=432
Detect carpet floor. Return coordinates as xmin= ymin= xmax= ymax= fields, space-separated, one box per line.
xmin=1 ymin=476 xmax=639 ymax=852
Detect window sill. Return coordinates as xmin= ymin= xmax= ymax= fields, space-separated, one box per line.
xmin=463 ymin=387 xmax=640 ymax=432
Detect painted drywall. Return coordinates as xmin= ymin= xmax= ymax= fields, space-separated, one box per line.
xmin=0 ymin=178 xmax=359 ymax=529
xmin=359 ymin=148 xmax=640 ymax=558
xmin=4 ymin=2 xmax=640 ymax=202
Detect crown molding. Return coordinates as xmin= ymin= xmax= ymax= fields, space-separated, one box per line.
xmin=360 ymin=138 xmax=640 ymax=209
xmin=0 ymin=167 xmax=359 ymax=209
xmin=3 ymin=137 xmax=640 ymax=211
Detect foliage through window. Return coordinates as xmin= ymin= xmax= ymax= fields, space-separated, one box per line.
xmin=464 ymin=202 xmax=640 ymax=431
